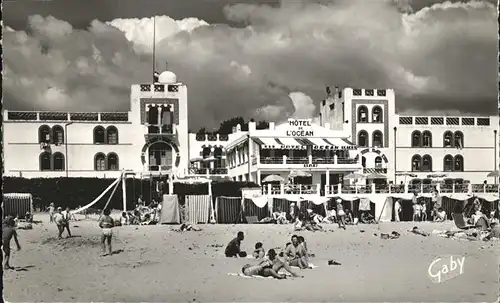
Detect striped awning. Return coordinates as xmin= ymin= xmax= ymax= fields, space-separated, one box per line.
xmin=295 ymin=137 xmax=357 ymax=150
xmin=253 ymin=137 xmax=305 ymax=150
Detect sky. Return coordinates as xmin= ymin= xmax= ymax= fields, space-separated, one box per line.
xmin=3 ymin=0 xmax=498 ymax=130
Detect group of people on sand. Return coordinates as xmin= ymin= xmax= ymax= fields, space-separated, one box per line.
xmin=119 ymin=196 xmax=162 ymax=226
xmin=225 ymin=231 xmax=314 ymax=279
xmin=47 ymin=203 xmax=74 ymax=239
xmin=270 ymin=198 xmax=353 ymax=231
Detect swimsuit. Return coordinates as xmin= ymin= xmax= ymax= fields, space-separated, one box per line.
xmin=102 ymin=228 xmax=113 ymax=236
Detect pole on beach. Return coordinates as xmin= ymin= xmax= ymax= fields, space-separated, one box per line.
xmin=99 ymin=173 xmax=122 ymax=221
xmin=122 ymin=170 xmax=127 ymax=213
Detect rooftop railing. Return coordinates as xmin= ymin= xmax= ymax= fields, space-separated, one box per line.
xmin=260 ymin=183 xmax=499 ymax=196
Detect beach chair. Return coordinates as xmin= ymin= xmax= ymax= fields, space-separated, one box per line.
xmin=451 ymin=213 xmax=475 ymax=230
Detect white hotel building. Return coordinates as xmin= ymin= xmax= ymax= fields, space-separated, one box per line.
xmin=3 ymin=69 xmax=499 ymax=195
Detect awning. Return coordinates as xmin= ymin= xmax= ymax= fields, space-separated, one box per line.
xmin=253 ymin=137 xmax=306 ymax=150
xmin=295 ymin=137 xmax=357 ymax=150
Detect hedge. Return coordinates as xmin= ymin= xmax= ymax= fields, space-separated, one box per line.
xmin=2 ymin=177 xmax=259 ymax=211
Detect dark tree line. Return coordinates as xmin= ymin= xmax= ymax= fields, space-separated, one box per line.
xmin=196 ymin=117 xmax=269 ymax=135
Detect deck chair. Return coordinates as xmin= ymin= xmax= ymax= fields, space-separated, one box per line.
xmin=451 ymin=213 xmax=475 ymax=230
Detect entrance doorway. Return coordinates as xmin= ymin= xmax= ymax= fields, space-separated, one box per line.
xmin=148 ymin=141 xmax=173 ymax=171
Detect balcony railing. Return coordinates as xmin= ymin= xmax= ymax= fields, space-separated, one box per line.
xmin=260 ymin=183 xmax=499 ymax=196
xmin=189 ymin=167 xmax=228 ymax=175
xmin=259 ymin=156 xmax=359 ymax=165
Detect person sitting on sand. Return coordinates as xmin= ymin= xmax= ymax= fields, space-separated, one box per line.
xmin=297 ymin=236 xmax=314 ymax=259
xmin=323 ymin=207 xmax=337 ymax=224
xmin=25 ymin=212 xmax=33 ymax=223
xmin=284 ymin=235 xmax=308 ymax=269
xmin=434 ymin=208 xmax=447 ymax=222
xmin=120 ymin=212 xmax=130 ymax=225
xmin=2 ymin=216 xmax=21 ymax=270
xmin=336 ymin=200 xmax=347 ymax=230
xmin=253 ymin=242 xmax=265 ymax=259
xmin=225 ymin=231 xmax=247 ymax=258
xmin=99 ymin=209 xmax=115 ymax=256
xmin=272 ymin=207 xmax=288 ymax=224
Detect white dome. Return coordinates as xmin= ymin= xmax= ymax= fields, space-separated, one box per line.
xmin=158 ymin=71 xmax=177 ymax=84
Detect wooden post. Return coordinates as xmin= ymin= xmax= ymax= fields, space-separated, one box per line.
xmin=122 ymin=171 xmax=127 ymax=213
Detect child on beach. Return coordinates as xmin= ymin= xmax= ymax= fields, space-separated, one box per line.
xmin=99 ymin=209 xmax=115 ymax=256
xmin=420 ymin=202 xmax=427 ymax=221
xmin=253 ymin=242 xmax=265 ymax=259
xmin=2 ymin=217 xmax=21 ymax=270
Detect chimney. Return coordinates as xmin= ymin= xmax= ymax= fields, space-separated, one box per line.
xmin=269 ymin=122 xmax=275 ymax=130
xmin=248 ymin=121 xmax=256 ymax=132
xmin=236 ymin=124 xmax=241 ymax=132
xmin=232 ymin=126 xmax=237 ymax=133
xmin=335 ymin=86 xmax=342 ymax=98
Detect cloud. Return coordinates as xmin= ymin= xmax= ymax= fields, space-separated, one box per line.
xmin=3 ymin=0 xmax=497 ymax=130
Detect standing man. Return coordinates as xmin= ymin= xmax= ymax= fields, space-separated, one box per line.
xmin=61 ymin=207 xmax=73 ymax=238
xmin=431 ymin=189 xmax=442 ymax=221
xmin=99 ymin=209 xmax=115 ymax=256
xmin=2 ymin=217 xmax=21 ymax=270
xmin=394 ymin=199 xmax=402 ymax=222
xmin=53 ymin=207 xmax=65 ymax=239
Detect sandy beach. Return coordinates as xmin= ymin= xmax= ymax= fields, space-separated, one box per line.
xmin=3 ymin=214 xmax=499 ymax=302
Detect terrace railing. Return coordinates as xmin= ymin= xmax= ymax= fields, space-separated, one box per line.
xmin=259 ymin=156 xmax=359 ymax=165
xmin=260 ymin=183 xmax=499 ymax=196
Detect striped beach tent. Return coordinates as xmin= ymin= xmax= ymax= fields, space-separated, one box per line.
xmin=3 ymin=193 xmax=33 ymax=219
xmin=243 ymin=198 xmax=269 ymax=221
xmin=186 ymin=195 xmax=211 ymax=224
xmin=215 ymin=196 xmax=242 ymax=224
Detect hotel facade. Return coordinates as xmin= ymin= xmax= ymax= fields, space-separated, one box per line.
xmin=3 ymin=69 xmax=499 ymax=194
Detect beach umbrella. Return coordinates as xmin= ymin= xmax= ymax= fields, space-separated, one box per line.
xmin=344 ymin=172 xmax=365 ymax=180
xmin=365 ymin=173 xmax=387 ymax=180
xmin=262 ymin=175 xmax=285 ymax=183
xmin=288 ymin=170 xmax=312 ymax=178
xmin=190 ymin=157 xmax=203 ymax=162
xmin=487 ymin=171 xmax=500 ymax=177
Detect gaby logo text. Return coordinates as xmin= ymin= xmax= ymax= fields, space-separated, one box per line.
xmin=428 ymin=255 xmax=465 ymax=283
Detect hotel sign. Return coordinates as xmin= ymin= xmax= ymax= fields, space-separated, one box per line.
xmin=286 ymin=119 xmax=314 ymax=137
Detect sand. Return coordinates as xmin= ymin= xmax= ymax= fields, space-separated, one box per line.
xmin=3 ymin=213 xmax=499 ymax=302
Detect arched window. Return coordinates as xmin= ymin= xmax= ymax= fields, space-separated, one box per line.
xmin=422 ymin=131 xmax=432 ymax=148
xmin=372 ymin=131 xmax=383 ymax=147
xmin=372 ymin=106 xmax=383 ymax=123
xmin=214 ymin=147 xmax=224 ymax=168
xmin=411 ymin=155 xmax=421 ymax=172
xmin=39 ymin=152 xmax=52 ymax=171
xmin=95 ymin=153 xmax=106 ymax=171
xmin=411 ymin=131 xmax=421 ymax=147
xmin=148 ymin=106 xmax=159 ymax=124
xmin=443 ymin=154 xmax=453 ymax=171
xmin=374 ymin=156 xmax=382 ymax=168
xmin=53 ymin=152 xmax=65 ymax=171
xmin=52 ymin=125 xmax=64 ymax=145
xmin=106 ymin=126 xmax=119 ymax=145
xmin=94 ymin=126 xmax=105 ymax=144
xmin=38 ymin=125 xmax=51 ymax=143
xmin=421 ymin=155 xmax=432 ymax=172
xmin=361 ymin=156 xmax=366 ymax=168
xmin=453 ymin=155 xmax=464 ymax=172
xmin=443 ymin=131 xmax=453 ymax=148
xmin=358 ymin=130 xmax=369 ymax=147
xmin=107 ymin=153 xmax=119 ymax=171
xmin=454 ymin=131 xmax=464 ymax=148
xmin=357 ymin=106 xmax=368 ymax=123
xmin=161 ymin=106 xmax=173 ymax=125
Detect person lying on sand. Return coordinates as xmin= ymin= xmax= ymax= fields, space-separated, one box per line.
xmin=284 ymin=235 xmax=308 ymax=269
xmin=225 ymin=231 xmax=247 ymax=258
xmin=179 ymin=223 xmax=202 ymax=231
xmin=242 ymin=249 xmax=303 ymax=279
xmin=411 ymin=226 xmax=430 ymax=237
xmin=99 ymin=209 xmax=115 ymax=256
xmin=253 ymin=242 xmax=265 ymax=259
xmin=2 ymin=217 xmax=21 ymax=270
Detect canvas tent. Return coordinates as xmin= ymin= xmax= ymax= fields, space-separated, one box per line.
xmin=159 ymin=195 xmax=180 ymax=224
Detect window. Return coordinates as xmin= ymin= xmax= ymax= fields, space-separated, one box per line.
xmin=372 ymin=131 xmax=383 ymax=147
xmin=430 ymin=117 xmax=444 ymax=125
xmin=53 ymin=152 xmax=65 ymax=171
xmin=353 ymin=89 xmax=362 ymax=96
xmin=443 ymin=131 xmax=453 ymax=147
xmin=361 ymin=156 xmax=366 ymax=168
xmin=106 ymin=126 xmax=119 ymax=145
xmin=107 ymin=153 xmax=119 ymax=170
xmin=358 ymin=130 xmax=369 ymax=147
xmin=376 ymin=89 xmax=386 ymax=96
xmin=95 ymin=153 xmax=106 ymax=171
xmin=415 ymin=117 xmax=428 ymax=125
xmin=148 ymin=126 xmax=160 ymax=134
xmin=148 ymin=106 xmax=159 ymax=124
xmin=38 ymin=125 xmax=51 ymax=143
xmin=454 ymin=131 xmax=464 ymax=148
xmin=357 ymin=106 xmax=368 ymax=123
xmin=422 ymin=131 xmax=432 ymax=147
xmin=94 ymin=126 xmax=105 ymax=144
xmin=52 ymin=125 xmax=64 ymax=145
xmin=374 ymin=156 xmax=382 ymax=168
xmin=443 ymin=155 xmax=453 ymax=171
xmin=372 ymin=106 xmax=383 ymax=123
xmin=161 ymin=106 xmax=173 ymax=125
xmin=454 ymin=155 xmax=464 ymax=172
xmin=365 ymin=89 xmax=374 ymax=96
xmin=399 ymin=117 xmax=413 ymax=124
xmin=214 ymin=147 xmax=224 ymax=168
xmin=411 ymin=131 xmax=421 ymax=147
xmin=477 ymin=118 xmax=490 ymax=126
xmin=40 ymin=152 xmax=52 ymax=171
xmin=411 ymin=155 xmax=421 ymax=172
xmin=421 ymin=155 xmax=432 ymax=172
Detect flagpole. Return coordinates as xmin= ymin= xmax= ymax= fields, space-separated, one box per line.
xmin=152 ymin=16 xmax=156 ymax=82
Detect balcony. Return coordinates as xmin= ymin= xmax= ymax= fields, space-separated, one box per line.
xmin=144 ymin=124 xmax=175 ymax=140
xmin=189 ymin=167 xmax=228 ymax=176
xmin=260 ymin=183 xmax=499 ymax=196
